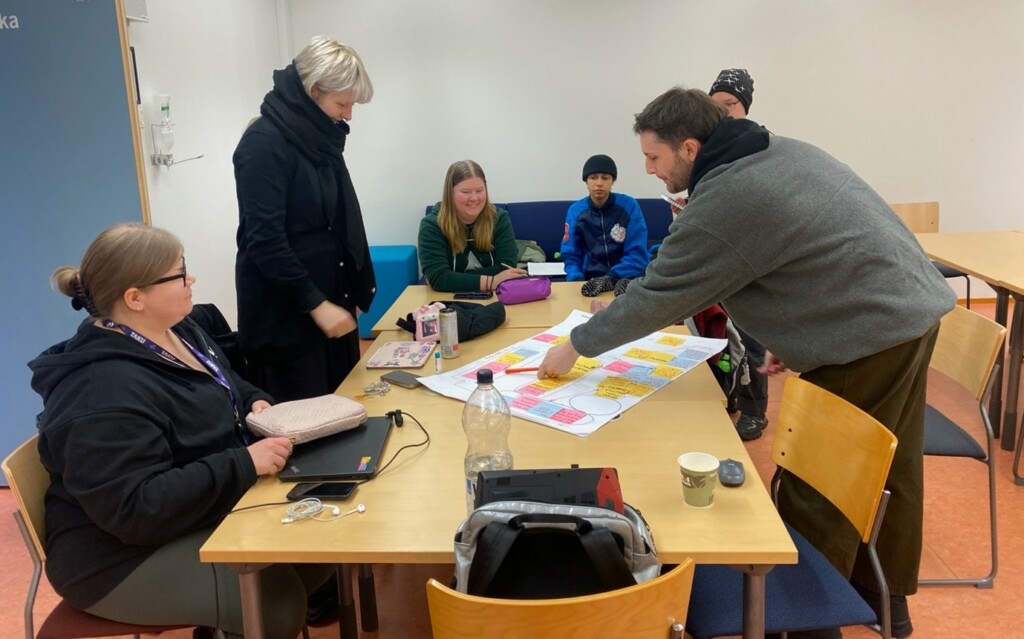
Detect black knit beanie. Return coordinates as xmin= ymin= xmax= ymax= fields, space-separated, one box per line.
xmin=709 ymin=68 xmax=754 ymax=114
xmin=582 ymin=154 xmax=617 ymax=181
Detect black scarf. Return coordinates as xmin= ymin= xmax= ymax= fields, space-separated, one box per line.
xmin=688 ymin=118 xmax=771 ymax=194
xmin=259 ymin=64 xmax=370 ymax=271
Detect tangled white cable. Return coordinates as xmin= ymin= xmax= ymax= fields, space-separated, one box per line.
xmin=281 ymin=499 xmax=366 ymax=524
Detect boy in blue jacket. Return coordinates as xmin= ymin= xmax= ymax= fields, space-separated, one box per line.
xmin=561 ymin=154 xmax=649 ymax=296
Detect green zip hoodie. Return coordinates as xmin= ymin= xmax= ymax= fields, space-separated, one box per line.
xmin=417 ymin=204 xmax=519 ymax=292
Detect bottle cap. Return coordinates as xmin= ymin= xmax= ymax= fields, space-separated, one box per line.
xmin=476 ymin=368 xmax=494 ymax=384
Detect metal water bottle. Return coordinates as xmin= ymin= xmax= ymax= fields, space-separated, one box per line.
xmin=462 ymin=368 xmax=513 ymax=512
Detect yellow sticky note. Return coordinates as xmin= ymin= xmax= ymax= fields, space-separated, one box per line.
xmin=651 ymin=364 xmax=682 ymax=379
xmin=598 ymin=377 xmax=632 ymax=390
xmin=533 ymin=378 xmax=567 ymax=391
xmin=596 ymin=386 xmax=629 ymax=399
xmin=626 ymin=383 xmax=655 ymax=396
xmin=657 ymin=335 xmax=685 ymax=346
xmin=644 ymin=351 xmax=676 ymax=363
xmin=577 ymin=357 xmax=602 ymax=371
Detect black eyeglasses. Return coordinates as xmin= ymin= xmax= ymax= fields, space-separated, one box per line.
xmin=144 ymin=257 xmax=187 ymax=287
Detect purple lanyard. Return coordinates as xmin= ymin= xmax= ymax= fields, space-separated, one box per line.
xmin=102 ymin=320 xmax=242 ymax=428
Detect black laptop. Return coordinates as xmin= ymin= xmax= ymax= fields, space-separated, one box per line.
xmin=279 ymin=416 xmax=394 ymax=482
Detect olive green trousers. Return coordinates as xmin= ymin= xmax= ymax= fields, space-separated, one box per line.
xmin=777 ymin=323 xmax=939 ymax=596
xmin=85 ymin=527 xmax=333 ymax=639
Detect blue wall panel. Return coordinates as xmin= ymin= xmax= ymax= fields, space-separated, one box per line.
xmin=0 ymin=0 xmax=142 ymax=475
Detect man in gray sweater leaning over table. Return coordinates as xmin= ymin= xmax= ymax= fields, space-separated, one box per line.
xmin=538 ymin=87 xmax=955 ymax=639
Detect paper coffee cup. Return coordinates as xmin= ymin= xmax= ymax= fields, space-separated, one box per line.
xmin=678 ymin=452 xmax=720 ymax=508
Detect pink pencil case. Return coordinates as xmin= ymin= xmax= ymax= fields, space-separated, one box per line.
xmin=496 ymin=276 xmax=552 ymax=305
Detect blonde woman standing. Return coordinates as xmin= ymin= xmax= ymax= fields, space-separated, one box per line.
xmin=234 ymin=35 xmax=377 ymax=401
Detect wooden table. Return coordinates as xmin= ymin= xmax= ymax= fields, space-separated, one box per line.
xmin=202 ymin=298 xmax=794 ymax=639
xmin=370 ymin=281 xmax=606 ymax=334
xmin=915 ymin=232 xmax=1024 ymax=482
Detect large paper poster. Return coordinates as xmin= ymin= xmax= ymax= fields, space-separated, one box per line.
xmin=420 ymin=310 xmax=727 ymax=436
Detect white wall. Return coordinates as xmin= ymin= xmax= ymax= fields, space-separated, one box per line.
xmin=133 ymin=0 xmax=1024 ymax=315
xmin=128 ymin=0 xmax=284 ymax=326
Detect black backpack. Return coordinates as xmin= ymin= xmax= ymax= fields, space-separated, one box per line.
xmin=452 ymin=501 xmax=660 ymax=599
xmin=395 ymin=300 xmax=506 ymax=342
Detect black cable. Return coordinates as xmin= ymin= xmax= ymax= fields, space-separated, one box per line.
xmin=370 ymin=410 xmax=430 ymax=479
xmin=228 ymin=500 xmax=291 ymax=514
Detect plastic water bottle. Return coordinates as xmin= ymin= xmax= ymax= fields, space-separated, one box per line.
xmin=463 ymin=368 xmax=513 ymax=512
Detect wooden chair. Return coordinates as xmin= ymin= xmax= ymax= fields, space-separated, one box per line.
xmin=891 ymin=201 xmax=971 ymax=308
xmin=426 ymin=559 xmax=694 ymax=639
xmin=686 ymin=377 xmax=897 ymax=638
xmin=920 ymin=305 xmax=1005 ymax=587
xmin=2 ymin=436 xmax=191 ymax=639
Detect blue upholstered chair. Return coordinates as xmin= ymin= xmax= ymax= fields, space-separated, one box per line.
xmin=686 ymin=377 xmax=897 ymax=639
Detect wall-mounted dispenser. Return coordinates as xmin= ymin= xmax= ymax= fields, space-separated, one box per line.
xmin=150 ymin=93 xmax=174 ymax=166
xmin=149 ymin=93 xmax=203 ymax=168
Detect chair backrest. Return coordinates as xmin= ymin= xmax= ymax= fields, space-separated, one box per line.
xmin=772 ymin=378 xmax=897 ymax=543
xmin=890 ymin=201 xmax=939 ymax=233
xmin=426 ymin=558 xmax=694 ymax=639
xmin=1 ymin=435 xmax=49 ymax=561
xmin=930 ymin=305 xmax=1006 ymax=399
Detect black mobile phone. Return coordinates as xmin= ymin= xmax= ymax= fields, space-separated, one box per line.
xmin=453 ymin=291 xmax=494 ymax=300
xmin=286 ymin=481 xmax=358 ymax=502
xmin=380 ymin=370 xmax=422 ymax=389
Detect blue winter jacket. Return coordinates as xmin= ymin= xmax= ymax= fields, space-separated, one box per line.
xmin=560 ymin=192 xmax=649 ymax=281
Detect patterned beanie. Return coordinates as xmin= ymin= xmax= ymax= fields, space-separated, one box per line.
xmin=709 ymin=68 xmax=754 ymax=114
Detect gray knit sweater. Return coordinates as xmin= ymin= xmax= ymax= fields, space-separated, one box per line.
xmin=571 ymin=136 xmax=956 ymax=372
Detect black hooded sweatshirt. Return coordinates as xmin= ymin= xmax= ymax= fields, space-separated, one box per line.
xmin=28 ymin=318 xmax=272 ymax=609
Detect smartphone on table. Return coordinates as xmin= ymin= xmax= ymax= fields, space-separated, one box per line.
xmin=381 ymin=370 xmax=422 ymax=389
xmin=286 ymin=481 xmax=358 ymax=502
xmin=453 ymin=291 xmax=494 ymax=300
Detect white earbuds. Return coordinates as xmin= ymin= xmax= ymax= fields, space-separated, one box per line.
xmin=281 ymin=500 xmax=365 ymax=524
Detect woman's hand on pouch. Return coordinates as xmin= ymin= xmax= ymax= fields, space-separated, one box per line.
xmin=492 ymin=267 xmax=527 ymax=288
xmin=248 ymin=436 xmax=293 ymax=476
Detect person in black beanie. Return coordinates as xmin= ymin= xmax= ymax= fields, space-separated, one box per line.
xmin=703 ymin=68 xmax=772 ymax=444
xmin=233 ymin=35 xmax=377 ymax=404
xmin=709 ymin=68 xmax=754 ymax=118
xmin=563 ymin=154 xmax=649 ymax=297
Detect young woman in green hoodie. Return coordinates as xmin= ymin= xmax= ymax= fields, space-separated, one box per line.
xmin=418 ymin=160 xmax=525 ymax=292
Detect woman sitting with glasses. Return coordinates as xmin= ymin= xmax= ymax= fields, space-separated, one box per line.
xmin=29 ymin=223 xmax=329 ymax=638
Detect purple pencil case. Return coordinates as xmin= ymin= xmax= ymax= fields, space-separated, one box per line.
xmin=496 ymin=276 xmax=552 ymax=305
